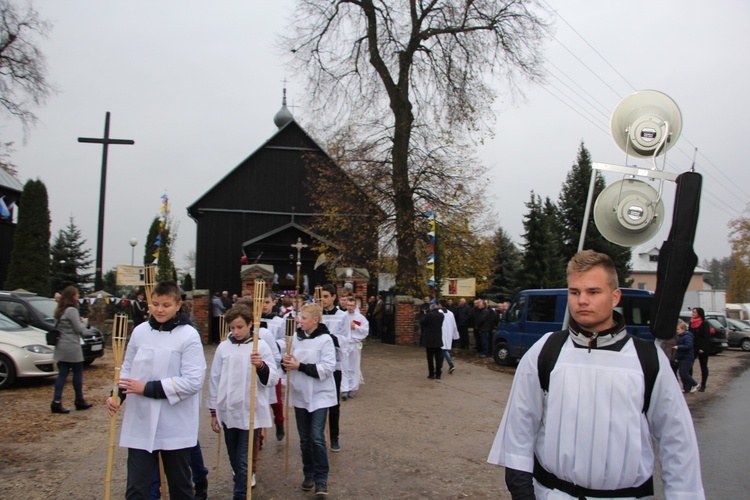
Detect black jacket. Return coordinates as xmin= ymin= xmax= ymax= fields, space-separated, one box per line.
xmin=420 ymin=310 xmax=444 ymax=349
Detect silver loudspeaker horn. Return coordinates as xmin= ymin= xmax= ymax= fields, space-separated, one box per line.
xmin=593 ymin=179 xmax=665 ymax=247
xmin=610 ymin=90 xmax=682 ymax=158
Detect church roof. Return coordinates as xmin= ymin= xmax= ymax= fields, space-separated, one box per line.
xmin=0 ymin=168 xmax=23 ymax=192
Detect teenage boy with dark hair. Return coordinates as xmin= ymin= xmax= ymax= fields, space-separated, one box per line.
xmin=106 ymin=281 xmax=206 ymax=499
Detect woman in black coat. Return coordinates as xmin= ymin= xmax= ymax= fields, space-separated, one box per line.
xmin=689 ymin=307 xmax=711 ymax=392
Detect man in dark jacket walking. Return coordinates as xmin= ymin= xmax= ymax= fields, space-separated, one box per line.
xmin=420 ymin=304 xmax=445 ymax=379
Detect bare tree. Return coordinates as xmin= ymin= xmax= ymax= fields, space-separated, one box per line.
xmin=285 ymin=0 xmax=549 ymax=294
xmin=0 ymin=0 xmax=53 ymax=130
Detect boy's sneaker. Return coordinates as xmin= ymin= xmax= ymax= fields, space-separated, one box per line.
xmin=330 ymin=440 xmax=341 ymax=452
xmin=302 ymin=477 xmax=315 ymax=491
xmin=448 ymin=365 xmax=455 ymax=374
xmin=276 ymin=423 xmax=285 ymax=441
xmin=194 ymin=479 xmax=208 ymax=500
xmin=251 ymin=473 xmax=257 ymax=488
xmin=315 ymin=482 xmax=328 ymax=496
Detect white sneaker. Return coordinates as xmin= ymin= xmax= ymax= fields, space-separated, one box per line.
xmin=689 ymin=385 xmax=698 ymax=393
xmin=252 ymin=473 xmax=257 ymax=488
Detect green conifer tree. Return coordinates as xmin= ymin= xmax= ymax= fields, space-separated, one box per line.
xmin=50 ymin=216 xmax=93 ymax=294
xmin=486 ymin=227 xmax=522 ymax=302
xmin=4 ymin=179 xmax=51 ymax=294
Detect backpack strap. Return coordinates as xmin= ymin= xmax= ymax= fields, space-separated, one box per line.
xmin=631 ymin=336 xmax=660 ymax=414
xmin=537 ymin=330 xmax=569 ymax=393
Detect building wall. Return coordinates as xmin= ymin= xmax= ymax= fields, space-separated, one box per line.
xmin=631 ymin=272 xmax=706 ymax=292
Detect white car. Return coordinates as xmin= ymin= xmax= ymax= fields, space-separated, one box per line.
xmin=0 ymin=311 xmax=58 ymax=390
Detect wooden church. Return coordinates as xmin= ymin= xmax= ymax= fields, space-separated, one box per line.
xmin=188 ymin=91 xmax=379 ymax=296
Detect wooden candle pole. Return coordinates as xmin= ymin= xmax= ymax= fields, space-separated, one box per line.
xmin=104 ymin=313 xmax=128 ymax=500
xmin=312 ymin=286 xmax=331 ymax=450
xmin=247 ymin=279 xmax=265 ymax=498
xmin=284 ymin=315 xmax=296 ymax=477
xmin=142 ymin=265 xmax=166 ymax=499
xmin=215 ymin=315 xmax=229 ymax=484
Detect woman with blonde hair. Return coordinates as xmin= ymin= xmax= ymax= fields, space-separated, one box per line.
xmin=51 ymin=286 xmax=92 ymax=413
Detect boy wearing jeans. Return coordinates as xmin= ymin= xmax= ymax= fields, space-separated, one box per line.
xmin=282 ymin=303 xmax=337 ymax=497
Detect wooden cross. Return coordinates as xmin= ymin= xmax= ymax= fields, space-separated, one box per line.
xmin=78 ymin=112 xmax=135 ymax=291
xmin=291 ymin=237 xmax=308 ymax=294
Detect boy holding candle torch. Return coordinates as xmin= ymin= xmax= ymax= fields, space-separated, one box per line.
xmin=105 ymin=281 xmax=206 ymax=499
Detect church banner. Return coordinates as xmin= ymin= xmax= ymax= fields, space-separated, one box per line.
xmin=440 ymin=278 xmax=476 ymax=297
xmin=117 ymin=265 xmax=145 ymax=286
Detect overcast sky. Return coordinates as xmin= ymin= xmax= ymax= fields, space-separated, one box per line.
xmin=4 ymin=0 xmax=749 ymax=285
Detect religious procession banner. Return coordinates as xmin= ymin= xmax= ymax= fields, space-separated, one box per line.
xmin=116 ymin=265 xmax=145 ymax=286
xmin=440 ymin=278 xmax=476 ymax=297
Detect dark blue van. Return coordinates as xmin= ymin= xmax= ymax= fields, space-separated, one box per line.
xmin=493 ymin=288 xmax=654 ymax=365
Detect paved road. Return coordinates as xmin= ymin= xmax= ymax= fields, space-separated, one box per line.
xmin=693 ymin=360 xmax=750 ymax=498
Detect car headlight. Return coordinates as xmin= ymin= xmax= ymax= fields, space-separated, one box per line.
xmin=24 ymin=344 xmax=54 ymax=354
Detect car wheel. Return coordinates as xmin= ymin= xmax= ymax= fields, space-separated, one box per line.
xmin=83 ymin=359 xmax=95 ymax=367
xmin=741 ymin=338 xmax=750 ymax=352
xmin=493 ymin=341 xmax=514 ymax=366
xmin=0 ymin=354 xmax=17 ymax=390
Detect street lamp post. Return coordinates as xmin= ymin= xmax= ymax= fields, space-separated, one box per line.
xmin=129 ymin=238 xmax=138 ymax=266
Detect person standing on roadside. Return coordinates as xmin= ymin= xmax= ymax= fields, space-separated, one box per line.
xmin=489 ymin=250 xmax=704 ymax=499
xmin=51 ymin=286 xmax=92 ymax=414
xmin=690 ymin=307 xmax=711 ymax=392
xmin=674 ymin=319 xmax=699 ymax=393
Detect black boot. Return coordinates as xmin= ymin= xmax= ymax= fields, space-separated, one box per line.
xmin=276 ymin=423 xmax=285 ymax=441
xmin=75 ymin=399 xmax=93 ymax=410
xmin=51 ymin=401 xmax=70 ymax=414
xmin=194 ymin=479 xmax=208 ymax=500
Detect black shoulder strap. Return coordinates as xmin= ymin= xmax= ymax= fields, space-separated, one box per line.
xmin=537 ymin=330 xmax=569 ymax=393
xmin=631 ymin=337 xmax=660 ymax=414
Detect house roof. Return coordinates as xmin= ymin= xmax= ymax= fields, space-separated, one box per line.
xmin=629 ymin=244 xmax=708 ymax=274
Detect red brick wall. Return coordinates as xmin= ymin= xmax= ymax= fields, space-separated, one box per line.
xmin=192 ymin=289 xmax=210 ymax=344
xmin=394 ymin=295 xmax=420 ymax=346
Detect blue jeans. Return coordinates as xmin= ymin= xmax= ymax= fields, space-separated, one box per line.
xmin=295 ymin=406 xmax=329 ymax=483
xmin=53 ymin=361 xmax=84 ymax=401
xmin=479 ymin=331 xmax=490 ymax=357
xmin=443 ymin=349 xmax=454 ymax=367
xmin=223 ymin=426 xmax=259 ymax=500
xmin=678 ymin=358 xmax=698 ymax=391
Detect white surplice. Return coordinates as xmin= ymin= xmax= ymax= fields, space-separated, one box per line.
xmin=488 ymin=331 xmax=705 ymax=499
xmin=119 ymin=323 xmax=206 ymax=453
xmin=206 ymin=336 xmax=279 ymax=430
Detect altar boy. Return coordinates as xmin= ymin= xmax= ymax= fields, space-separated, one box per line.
xmin=106 ymin=281 xmax=206 ymax=499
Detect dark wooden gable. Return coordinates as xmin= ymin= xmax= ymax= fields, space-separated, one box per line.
xmin=188 ymin=119 xmax=364 ymax=296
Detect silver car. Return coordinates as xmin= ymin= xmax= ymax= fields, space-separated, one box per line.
xmin=0 ymin=311 xmax=58 ymax=390
xmin=726 ymin=318 xmax=750 ymax=351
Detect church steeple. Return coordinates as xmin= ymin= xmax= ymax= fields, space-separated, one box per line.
xmin=273 ymin=87 xmax=294 ymax=129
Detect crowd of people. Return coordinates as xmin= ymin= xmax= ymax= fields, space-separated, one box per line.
xmin=46 ymin=249 xmax=707 ymax=499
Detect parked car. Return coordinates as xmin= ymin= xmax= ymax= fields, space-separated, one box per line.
xmin=0 ymin=311 xmax=58 ymax=389
xmin=678 ymin=311 xmax=729 ymax=355
xmin=726 ymin=317 xmax=750 ymax=351
xmin=0 ymin=291 xmax=104 ymax=365
xmin=493 ymin=288 xmax=654 ymax=366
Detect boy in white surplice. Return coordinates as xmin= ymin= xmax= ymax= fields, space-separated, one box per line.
xmin=106 ymin=281 xmax=206 ymax=499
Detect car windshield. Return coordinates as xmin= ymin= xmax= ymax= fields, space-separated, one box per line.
xmin=0 ymin=311 xmax=23 ymax=329
xmin=27 ymin=298 xmax=57 ymax=324
xmin=728 ymin=318 xmax=750 ymax=330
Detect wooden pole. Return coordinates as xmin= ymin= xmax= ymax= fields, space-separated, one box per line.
xmin=284 ymin=316 xmax=296 ymax=477
xmin=247 ymin=280 xmax=265 ymax=498
xmin=104 ymin=313 xmax=128 ymax=500
xmin=215 ymin=315 xmax=229 ymax=484
xmin=312 ymin=287 xmax=331 ymax=450
xmin=142 ymin=265 xmax=166 ymax=499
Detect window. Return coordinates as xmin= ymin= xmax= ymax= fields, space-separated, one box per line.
xmin=527 ymin=295 xmax=557 ymax=323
